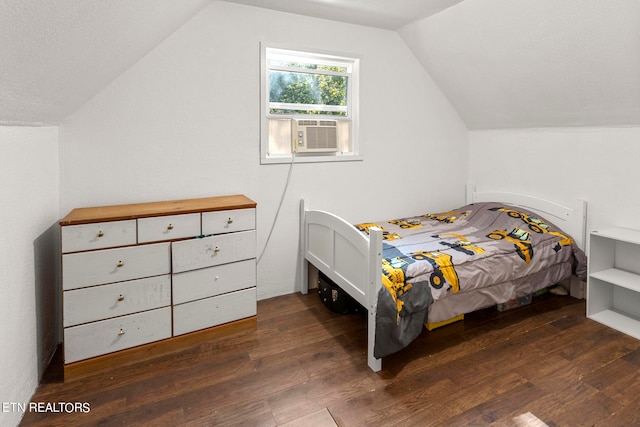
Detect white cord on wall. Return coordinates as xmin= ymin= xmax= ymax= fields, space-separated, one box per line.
xmin=257 ymin=151 xmax=296 ymax=265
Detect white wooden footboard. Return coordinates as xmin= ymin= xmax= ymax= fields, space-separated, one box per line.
xmin=299 ymin=199 xmax=383 ymax=371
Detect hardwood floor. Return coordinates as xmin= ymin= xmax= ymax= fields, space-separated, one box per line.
xmin=21 ymin=291 xmax=640 ymax=426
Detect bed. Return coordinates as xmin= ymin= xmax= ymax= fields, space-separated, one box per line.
xmin=298 ymin=184 xmax=588 ymax=372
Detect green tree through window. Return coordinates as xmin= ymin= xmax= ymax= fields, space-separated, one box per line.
xmin=267 ymin=54 xmax=350 ymax=116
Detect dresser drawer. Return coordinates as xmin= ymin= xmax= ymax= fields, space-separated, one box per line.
xmin=62 ymin=242 xmax=171 ymax=290
xmin=173 ymin=287 xmax=256 ymax=336
xmin=202 ymin=208 xmax=255 ymax=235
xmin=137 ymin=213 xmax=201 ymax=243
xmin=171 ymin=230 xmax=256 ymax=273
xmin=172 ymin=260 xmax=256 ymax=305
xmin=63 ymin=307 xmax=172 ymax=364
xmin=61 ymin=220 xmax=137 ymax=253
xmin=63 ymin=275 xmax=171 ymax=327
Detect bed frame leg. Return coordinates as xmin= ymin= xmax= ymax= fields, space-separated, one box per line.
xmin=299 ymin=199 xmax=309 ymax=294
xmin=368 ymin=309 xmax=382 ymax=372
xmin=367 ymin=227 xmax=383 ymax=372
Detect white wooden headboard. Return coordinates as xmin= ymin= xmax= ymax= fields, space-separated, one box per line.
xmin=466 ymin=184 xmax=587 ymax=250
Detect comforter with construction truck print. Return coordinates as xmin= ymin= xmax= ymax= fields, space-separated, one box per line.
xmin=355 ymin=202 xmax=587 ymax=359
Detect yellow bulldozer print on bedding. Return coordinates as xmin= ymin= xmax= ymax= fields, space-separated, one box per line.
xmin=489 ymin=207 xmax=574 ymax=252
xmin=409 ymin=250 xmax=460 ymax=293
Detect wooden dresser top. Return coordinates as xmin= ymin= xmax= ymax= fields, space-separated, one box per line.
xmin=60 ymin=194 xmax=256 ymax=226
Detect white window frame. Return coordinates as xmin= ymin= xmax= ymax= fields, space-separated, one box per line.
xmin=260 ymin=43 xmax=361 ymax=164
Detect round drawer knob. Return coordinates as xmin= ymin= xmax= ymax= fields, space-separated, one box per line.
xmin=118 ymin=329 xmax=125 ymax=336
xmin=117 ymin=294 xmax=125 ymax=302
xmin=167 ymin=224 xmax=174 ymax=230
xmin=116 ymin=260 xmax=124 ymax=267
xmin=214 ymin=247 xmax=221 ymax=254
xmin=227 ymin=217 xmax=233 ymax=224
xmin=97 ymin=230 xmax=104 ymax=238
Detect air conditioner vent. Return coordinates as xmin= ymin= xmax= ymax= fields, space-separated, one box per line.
xmin=293 ymin=119 xmax=339 ymax=153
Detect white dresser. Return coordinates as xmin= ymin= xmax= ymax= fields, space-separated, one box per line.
xmin=60 ymin=195 xmax=257 ymax=375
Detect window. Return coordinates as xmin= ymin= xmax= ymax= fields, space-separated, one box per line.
xmin=260 ymin=45 xmax=360 ymax=164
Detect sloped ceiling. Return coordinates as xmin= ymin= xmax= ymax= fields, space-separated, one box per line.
xmin=1 ymin=0 xmax=639 ymax=129
xmin=224 ymin=0 xmax=465 ymax=30
xmin=400 ymin=0 xmax=640 ymax=129
xmin=0 ymin=0 xmax=210 ymax=126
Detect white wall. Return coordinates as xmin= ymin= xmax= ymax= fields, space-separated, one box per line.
xmin=469 ymin=126 xmax=640 ymax=250
xmin=0 ymin=126 xmax=59 ymax=427
xmin=59 ymin=1 xmax=469 ymax=299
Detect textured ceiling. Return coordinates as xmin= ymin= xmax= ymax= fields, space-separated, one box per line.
xmin=0 ymin=0 xmax=210 ymax=125
xmin=1 ymin=0 xmax=639 ymax=129
xmin=223 ymin=0 xmax=465 ymax=30
xmin=400 ymin=0 xmax=640 ymax=129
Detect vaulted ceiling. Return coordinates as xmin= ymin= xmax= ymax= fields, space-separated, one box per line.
xmin=0 ymin=0 xmax=211 ymax=125
xmin=399 ymin=0 xmax=640 ymax=129
xmin=2 ymin=0 xmax=639 ymax=129
xmin=224 ymin=0 xmax=465 ymax=30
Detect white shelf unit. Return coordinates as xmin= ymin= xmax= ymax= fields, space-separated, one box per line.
xmin=587 ymin=227 xmax=640 ymax=340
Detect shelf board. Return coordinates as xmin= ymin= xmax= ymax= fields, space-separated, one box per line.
xmin=588 ymin=309 xmax=640 ymax=340
xmin=591 ymin=227 xmax=640 ymax=245
xmin=589 ymin=268 xmax=640 ymax=292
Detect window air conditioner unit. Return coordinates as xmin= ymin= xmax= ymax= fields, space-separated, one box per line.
xmin=292 ymin=119 xmax=339 ymax=153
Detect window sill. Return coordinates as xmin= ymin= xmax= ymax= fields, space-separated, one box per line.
xmin=260 ymin=154 xmax=363 ymax=165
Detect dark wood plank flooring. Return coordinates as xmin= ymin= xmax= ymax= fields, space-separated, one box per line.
xmin=21 ymin=291 xmax=640 ymax=426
